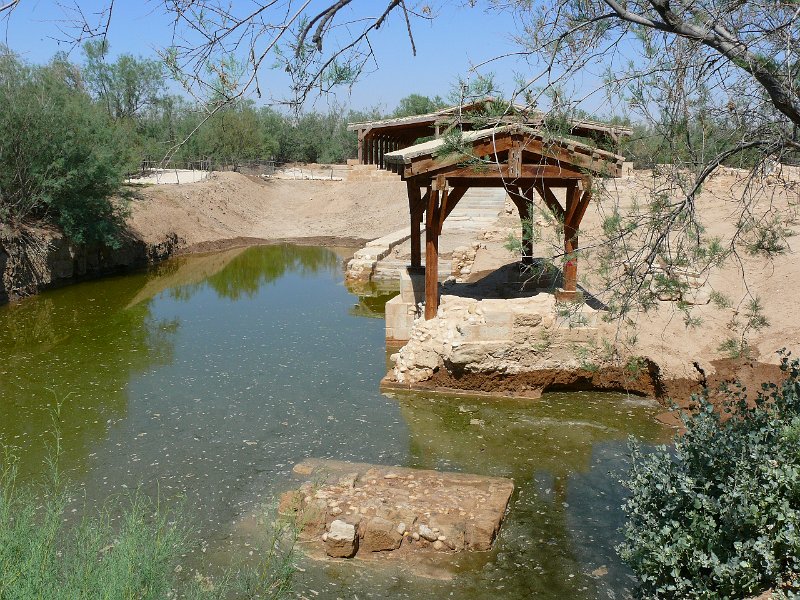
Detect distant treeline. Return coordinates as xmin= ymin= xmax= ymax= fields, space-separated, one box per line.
xmin=0 ymin=43 xmax=448 ymax=245
xmin=0 ymin=42 xmax=769 ymax=247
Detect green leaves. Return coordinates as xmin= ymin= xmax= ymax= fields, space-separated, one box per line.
xmin=0 ymin=49 xmax=127 ymax=247
xmin=619 ymin=352 xmax=800 ymax=598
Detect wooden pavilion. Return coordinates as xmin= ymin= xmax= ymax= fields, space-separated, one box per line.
xmin=347 ymin=99 xmax=630 ymax=169
xmin=349 ymin=105 xmax=629 ymax=321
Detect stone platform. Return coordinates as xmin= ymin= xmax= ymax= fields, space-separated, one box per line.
xmin=279 ymin=459 xmax=514 ymax=560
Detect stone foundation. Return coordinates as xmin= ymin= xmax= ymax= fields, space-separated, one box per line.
xmin=280 ymin=459 xmax=514 ymax=560
xmin=384 ymin=267 xmax=426 ymax=343
xmin=345 ymin=228 xmax=413 ymax=283
xmin=389 ymin=293 xmax=611 ymax=386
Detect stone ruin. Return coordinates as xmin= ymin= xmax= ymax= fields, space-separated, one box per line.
xmin=279 ymin=459 xmax=514 ymax=560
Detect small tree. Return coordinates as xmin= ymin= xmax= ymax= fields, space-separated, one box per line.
xmin=199 ymin=103 xmax=264 ymax=169
xmin=393 ymin=93 xmax=447 ymax=117
xmin=82 ymin=40 xmax=166 ymax=121
xmin=0 ymin=49 xmax=127 ymax=246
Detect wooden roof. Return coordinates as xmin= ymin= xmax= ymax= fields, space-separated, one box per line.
xmin=383 ymin=124 xmax=626 ymax=181
xmin=348 ymin=99 xmax=633 ymax=147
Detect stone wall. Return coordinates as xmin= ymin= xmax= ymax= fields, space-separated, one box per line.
xmin=390 ymin=294 xmax=612 ymax=386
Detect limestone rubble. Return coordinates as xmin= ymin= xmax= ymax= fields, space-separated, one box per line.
xmin=279 ymin=459 xmax=514 ymax=559
xmin=391 ymin=293 xmax=609 ymax=385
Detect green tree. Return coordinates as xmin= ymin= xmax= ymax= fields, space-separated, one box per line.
xmin=393 ymin=93 xmax=446 ymax=117
xmin=0 ymin=49 xmax=128 ymax=246
xmin=82 ymin=40 xmax=166 ymax=121
xmin=199 ymin=103 xmax=264 ymax=168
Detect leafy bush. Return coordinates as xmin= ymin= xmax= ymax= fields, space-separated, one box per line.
xmin=0 ymin=49 xmax=128 ymax=247
xmin=618 ymin=352 xmax=800 ymax=598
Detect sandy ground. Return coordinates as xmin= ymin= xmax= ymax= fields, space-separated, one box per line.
xmin=469 ymin=166 xmax=800 ymax=383
xmin=127 ymin=170 xmax=408 ymax=250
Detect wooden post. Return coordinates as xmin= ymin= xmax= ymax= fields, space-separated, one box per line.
xmin=407 ymin=180 xmax=425 ymax=268
xmin=519 ymin=187 xmax=534 ymax=265
xmin=508 ymin=186 xmax=534 ymax=265
xmin=425 ymin=175 xmax=446 ymax=319
xmin=509 ymin=136 xmax=522 ymax=178
xmin=561 ymin=182 xmax=580 ymax=297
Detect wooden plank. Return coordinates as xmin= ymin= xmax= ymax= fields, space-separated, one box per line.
xmin=425 ymin=188 xmax=441 ymax=319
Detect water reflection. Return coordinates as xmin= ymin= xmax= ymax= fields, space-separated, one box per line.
xmin=178 ymin=245 xmax=340 ymax=301
xmin=0 ymin=273 xmax=177 ymax=478
xmin=0 ymin=244 xmax=669 ymax=599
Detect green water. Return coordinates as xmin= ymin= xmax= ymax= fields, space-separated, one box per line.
xmin=0 ymin=244 xmax=670 ymax=599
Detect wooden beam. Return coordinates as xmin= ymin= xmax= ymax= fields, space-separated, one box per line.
xmin=425 ymin=186 xmax=441 ymax=319
xmin=437 ymin=180 xmax=451 ymax=235
xmin=574 ymin=176 xmax=593 ymax=225
xmin=407 ymin=136 xmax=515 ymax=177
xmin=563 ymin=180 xmax=580 ymax=227
xmin=427 ymin=176 xmax=580 ymax=189
xmin=531 ymin=180 xmax=565 ymax=221
xmin=441 ymin=186 xmax=468 ymax=223
xmin=402 ymin=132 xmax=622 ymax=179
xmin=420 ymin=163 xmax=584 ymax=181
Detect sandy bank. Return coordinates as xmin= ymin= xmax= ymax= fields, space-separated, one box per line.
xmin=1 ymin=170 xmax=408 ymax=303
xmin=128 ymin=171 xmax=408 ymax=252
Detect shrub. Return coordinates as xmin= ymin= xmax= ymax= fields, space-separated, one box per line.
xmin=618 ymin=352 xmax=800 ymax=598
xmin=0 ymin=49 xmax=128 ymax=247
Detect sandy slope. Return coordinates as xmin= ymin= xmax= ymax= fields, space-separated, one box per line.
xmin=127 ymin=171 xmax=409 ymax=250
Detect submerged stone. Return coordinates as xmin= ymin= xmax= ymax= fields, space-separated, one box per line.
xmin=281 ymin=458 xmax=514 ymax=560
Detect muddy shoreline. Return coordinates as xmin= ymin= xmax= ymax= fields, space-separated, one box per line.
xmin=0 ymin=227 xmax=364 ymax=306
xmin=381 ymin=356 xmax=787 ymax=414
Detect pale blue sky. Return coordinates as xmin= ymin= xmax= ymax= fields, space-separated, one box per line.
xmin=1 ymin=1 xmax=621 ymax=115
